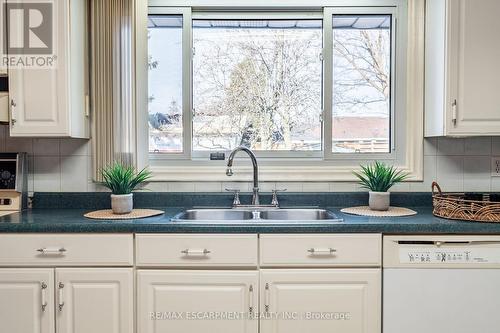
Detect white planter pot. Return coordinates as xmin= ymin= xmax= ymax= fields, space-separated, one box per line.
xmin=111 ymin=193 xmax=133 ymax=214
xmin=369 ymin=191 xmax=390 ymax=211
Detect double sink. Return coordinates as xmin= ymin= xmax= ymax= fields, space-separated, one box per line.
xmin=171 ymin=147 xmax=343 ymax=224
xmin=172 ymin=208 xmax=343 ymax=224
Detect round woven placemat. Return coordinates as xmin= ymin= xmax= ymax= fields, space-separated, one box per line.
xmin=84 ymin=209 xmax=164 ymax=220
xmin=340 ymin=206 xmax=417 ymax=217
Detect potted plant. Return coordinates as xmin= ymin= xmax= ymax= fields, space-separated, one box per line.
xmin=353 ymin=161 xmax=410 ymax=211
xmin=101 ymin=162 xmax=152 ymax=214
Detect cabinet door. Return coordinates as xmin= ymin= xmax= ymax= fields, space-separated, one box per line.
xmin=260 ymin=269 xmax=381 ymax=333
xmin=447 ymin=0 xmax=500 ymax=135
xmin=0 ymin=268 xmax=55 ymax=333
xmin=56 ymin=268 xmax=133 ymax=333
xmin=137 ymin=270 xmax=258 ymax=333
xmin=8 ymin=0 xmax=70 ymax=136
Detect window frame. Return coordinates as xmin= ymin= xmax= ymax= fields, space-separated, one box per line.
xmin=136 ymin=0 xmax=425 ymax=182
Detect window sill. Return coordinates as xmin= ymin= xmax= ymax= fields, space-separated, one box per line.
xmin=149 ymin=162 xmax=423 ymax=182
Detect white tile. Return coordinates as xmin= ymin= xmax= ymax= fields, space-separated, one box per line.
xmin=491 ymin=178 xmax=500 ymax=192
xmin=329 ymin=182 xmax=357 ymax=192
xmin=194 ymin=182 xmax=223 ymax=192
xmin=259 ymin=182 xmax=277 ymax=192
xmin=423 ymin=137 xmax=438 ymax=156
xmin=4 ymin=136 xmax=33 ymax=153
xmin=60 ymin=138 xmax=90 ymax=156
xmin=463 ymin=156 xmax=491 ymax=192
xmin=464 ymin=137 xmax=492 ymax=156
xmin=390 ymin=182 xmax=411 ymax=192
xmin=492 ymin=137 xmax=500 ymax=155
xmin=221 ymin=182 xmax=251 ymax=192
xmin=167 ymin=182 xmax=196 ymax=192
xmin=33 ymin=138 xmax=60 ymax=156
xmin=437 ymin=137 xmax=465 ymax=156
xmin=91 ymin=182 xmax=111 ymax=192
xmin=61 ymin=156 xmax=88 ymax=192
xmin=410 ymin=155 xmax=437 ymax=192
xmin=87 ymin=155 xmax=94 ymax=183
xmin=302 ymin=183 xmax=330 ymax=192
xmin=436 ymin=156 xmax=463 ymax=192
xmin=275 ymin=182 xmax=303 ymax=192
xmin=33 ymin=156 xmax=61 ymax=192
xmin=142 ymin=182 xmax=168 ymax=192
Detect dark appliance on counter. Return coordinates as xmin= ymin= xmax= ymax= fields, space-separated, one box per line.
xmin=0 ymin=153 xmax=28 ymax=216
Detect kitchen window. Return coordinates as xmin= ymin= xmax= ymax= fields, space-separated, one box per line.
xmin=138 ymin=0 xmax=424 ymax=181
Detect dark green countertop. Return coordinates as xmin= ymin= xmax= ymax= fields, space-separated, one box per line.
xmin=1 ymin=206 xmax=499 ymax=234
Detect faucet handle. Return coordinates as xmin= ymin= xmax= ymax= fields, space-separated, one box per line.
xmin=225 ymin=188 xmax=241 ymax=207
xmin=271 ymin=189 xmax=287 ymax=207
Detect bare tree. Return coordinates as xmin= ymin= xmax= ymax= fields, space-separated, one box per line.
xmin=193 ymin=27 xmax=322 ymax=151
xmin=333 ymin=29 xmax=391 ymax=116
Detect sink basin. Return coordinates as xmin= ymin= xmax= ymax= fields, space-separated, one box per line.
xmin=259 ymin=209 xmax=340 ymax=221
xmin=172 ymin=209 xmax=254 ymax=221
xmin=171 ymin=208 xmax=343 ymax=224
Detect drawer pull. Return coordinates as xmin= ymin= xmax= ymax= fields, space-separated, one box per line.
xmin=307 ymin=247 xmax=336 ymax=255
xmin=180 ymin=248 xmax=211 ymax=256
xmin=41 ymin=282 xmax=47 ymax=312
xmin=37 ymin=247 xmax=67 ymax=255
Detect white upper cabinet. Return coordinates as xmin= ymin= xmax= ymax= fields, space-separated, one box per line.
xmin=8 ymin=0 xmax=89 ymax=137
xmin=425 ymin=0 xmax=500 ymax=137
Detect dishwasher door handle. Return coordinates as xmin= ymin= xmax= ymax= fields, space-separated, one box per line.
xmin=396 ymin=240 xmax=500 ymax=247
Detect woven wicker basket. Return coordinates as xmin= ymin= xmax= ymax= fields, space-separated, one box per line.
xmin=432 ymin=182 xmax=500 ymax=223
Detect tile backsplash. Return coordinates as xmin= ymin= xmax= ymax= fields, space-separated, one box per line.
xmin=1 ymin=125 xmax=499 ymax=193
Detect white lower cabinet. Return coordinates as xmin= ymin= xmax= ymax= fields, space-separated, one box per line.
xmin=137 ymin=270 xmax=259 ymax=333
xmin=0 ymin=268 xmax=133 ymax=333
xmin=260 ymin=269 xmax=381 ymax=333
xmin=56 ymin=268 xmax=134 ymax=333
xmin=0 ymin=268 xmax=55 ymax=333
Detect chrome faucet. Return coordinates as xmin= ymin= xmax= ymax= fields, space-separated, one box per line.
xmin=226 ymin=147 xmax=260 ymax=205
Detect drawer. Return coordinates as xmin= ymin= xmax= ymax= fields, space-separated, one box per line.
xmin=136 ymin=234 xmax=258 ymax=267
xmin=0 ymin=234 xmax=133 ymax=266
xmin=260 ymin=234 xmax=381 ymax=267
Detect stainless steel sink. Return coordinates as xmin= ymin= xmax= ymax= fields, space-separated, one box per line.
xmin=259 ymin=209 xmax=340 ymax=221
xmin=172 ymin=209 xmax=254 ymax=221
xmin=171 ymin=208 xmax=343 ymax=224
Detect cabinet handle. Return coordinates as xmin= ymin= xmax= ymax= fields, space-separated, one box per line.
xmin=248 ymin=285 xmax=254 ymax=315
xmin=58 ymin=282 xmax=65 ymax=311
xmin=40 ymin=282 xmax=47 ymax=312
xmin=10 ymin=99 xmax=16 ymax=126
xmin=180 ymin=248 xmax=211 ymax=256
xmin=307 ymin=247 xmax=336 ymax=255
xmin=264 ymin=283 xmax=270 ymax=313
xmin=451 ymin=99 xmax=457 ymax=126
xmin=37 ymin=247 xmax=67 ymax=255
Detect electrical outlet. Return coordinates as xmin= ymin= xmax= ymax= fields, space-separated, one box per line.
xmin=492 ymin=157 xmax=500 ymax=177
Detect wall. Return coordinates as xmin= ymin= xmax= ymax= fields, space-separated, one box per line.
xmin=1 ymin=125 xmax=499 ymax=193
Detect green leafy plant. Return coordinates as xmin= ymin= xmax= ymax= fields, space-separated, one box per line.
xmin=101 ymin=162 xmax=152 ymax=195
xmin=353 ymin=161 xmax=410 ymax=192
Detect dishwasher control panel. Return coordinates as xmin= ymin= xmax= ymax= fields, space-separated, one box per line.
xmin=399 ymin=248 xmax=500 ymax=264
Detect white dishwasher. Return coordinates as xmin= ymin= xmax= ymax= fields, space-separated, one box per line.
xmin=383 ymin=235 xmax=500 ymax=333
